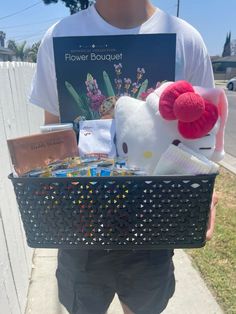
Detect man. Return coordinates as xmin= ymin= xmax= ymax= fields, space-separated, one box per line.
xmin=30 ymin=1 xmax=217 ymax=313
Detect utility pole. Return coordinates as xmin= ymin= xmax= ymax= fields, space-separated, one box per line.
xmin=177 ymin=0 xmax=180 ymax=17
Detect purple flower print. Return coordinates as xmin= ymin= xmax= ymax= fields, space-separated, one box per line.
xmin=124 ymin=78 xmax=132 ymax=90
xmin=131 ymin=82 xmax=141 ymax=95
xmin=85 ymin=78 xmax=106 ymax=111
xmin=88 ymin=93 xmax=106 ymax=111
xmin=136 ymin=67 xmax=145 ymax=81
xmin=114 ymin=63 xmax=122 ymax=76
xmin=85 ymin=78 xmax=99 ymax=94
xmin=115 ymin=78 xmax=122 ymax=89
xmin=115 ymin=78 xmax=122 ymax=96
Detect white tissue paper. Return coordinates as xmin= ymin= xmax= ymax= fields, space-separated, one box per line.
xmin=153 ymin=143 xmax=219 ymax=175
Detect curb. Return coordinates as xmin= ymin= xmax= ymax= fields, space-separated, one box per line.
xmin=219 ymin=153 xmax=236 ymax=174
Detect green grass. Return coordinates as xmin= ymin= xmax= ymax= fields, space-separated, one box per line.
xmin=188 ymin=167 xmax=236 ymax=314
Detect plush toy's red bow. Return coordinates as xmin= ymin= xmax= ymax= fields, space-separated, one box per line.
xmin=159 ymin=81 xmax=219 ymax=139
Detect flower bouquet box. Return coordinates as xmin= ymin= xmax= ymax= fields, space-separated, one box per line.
xmin=52 ymin=33 xmax=176 ymax=123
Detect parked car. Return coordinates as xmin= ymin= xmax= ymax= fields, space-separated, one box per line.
xmin=226 ymin=77 xmax=236 ymax=91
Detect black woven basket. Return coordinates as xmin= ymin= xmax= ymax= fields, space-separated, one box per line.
xmin=8 ymin=173 xmax=217 ymax=249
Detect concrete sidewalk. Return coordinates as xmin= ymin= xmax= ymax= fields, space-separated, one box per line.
xmin=25 ymin=249 xmax=224 ymax=314
xmin=219 ymin=153 xmax=236 ymax=174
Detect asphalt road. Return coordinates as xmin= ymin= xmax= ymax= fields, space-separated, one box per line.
xmin=225 ymin=89 xmax=236 ymax=157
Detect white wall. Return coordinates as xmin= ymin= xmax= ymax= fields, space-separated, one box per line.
xmin=0 ymin=62 xmax=44 ymax=313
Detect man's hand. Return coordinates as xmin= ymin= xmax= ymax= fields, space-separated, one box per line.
xmin=206 ymin=192 xmax=218 ymax=241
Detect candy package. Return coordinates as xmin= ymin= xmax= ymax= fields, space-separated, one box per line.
xmin=22 ymin=156 xmax=147 ymax=178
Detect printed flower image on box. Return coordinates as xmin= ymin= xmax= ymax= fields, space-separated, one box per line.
xmin=53 ymin=34 xmax=176 ymax=124
xmin=65 ymin=65 xmax=162 ymax=123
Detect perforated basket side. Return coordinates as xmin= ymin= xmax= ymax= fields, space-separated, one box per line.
xmin=9 ymin=174 xmax=217 ymax=249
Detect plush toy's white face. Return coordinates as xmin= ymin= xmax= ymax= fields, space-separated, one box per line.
xmin=115 ymin=83 xmax=225 ymax=175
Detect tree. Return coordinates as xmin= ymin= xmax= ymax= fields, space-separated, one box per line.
xmin=231 ymin=39 xmax=236 ymax=56
xmin=7 ymin=40 xmax=28 ymax=61
xmin=0 ymin=31 xmax=6 ymax=47
xmin=26 ymin=41 xmax=41 ymax=63
xmin=222 ymin=32 xmax=231 ymax=57
xmin=42 ymin=0 xmax=95 ymax=14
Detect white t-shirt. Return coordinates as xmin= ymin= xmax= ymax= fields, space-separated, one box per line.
xmin=29 ymin=5 xmax=214 ymax=116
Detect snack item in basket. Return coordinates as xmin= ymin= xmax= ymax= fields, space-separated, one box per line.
xmin=26 ymin=168 xmax=52 ymax=177
xmin=97 ymin=160 xmax=114 ymax=167
xmin=115 ymin=80 xmax=228 ymax=175
xmin=21 ymin=156 xmax=147 ymax=178
xmin=48 ymin=161 xmax=71 ymax=171
xmin=64 ymin=156 xmax=82 ymax=168
xmin=69 ymin=167 xmax=89 ymax=177
xmin=54 ymin=169 xmax=76 ymax=177
xmin=88 ymin=166 xmax=97 ymax=177
xmin=80 ymin=156 xmax=99 ymax=164
xmin=100 ymin=168 xmax=112 ymax=176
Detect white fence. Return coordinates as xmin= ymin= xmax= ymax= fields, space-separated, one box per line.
xmin=0 ymin=62 xmax=44 ymax=314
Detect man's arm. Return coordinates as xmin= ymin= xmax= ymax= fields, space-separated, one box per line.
xmin=44 ymin=110 xmax=60 ymax=124
xmin=206 ymin=191 xmax=218 ymax=241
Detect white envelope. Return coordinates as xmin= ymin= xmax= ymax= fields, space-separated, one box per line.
xmin=79 ymin=119 xmax=116 ymax=158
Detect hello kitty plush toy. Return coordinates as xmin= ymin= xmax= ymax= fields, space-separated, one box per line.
xmin=114 ymin=80 xmax=228 ymax=175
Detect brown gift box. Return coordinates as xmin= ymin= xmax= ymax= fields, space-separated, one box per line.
xmin=7 ymin=129 xmax=78 ymax=176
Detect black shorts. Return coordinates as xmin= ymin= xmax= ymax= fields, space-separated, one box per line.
xmin=56 ymin=249 xmax=175 ymax=314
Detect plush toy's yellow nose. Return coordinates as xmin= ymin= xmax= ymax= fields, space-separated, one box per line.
xmin=143 ymin=151 xmax=153 ymax=158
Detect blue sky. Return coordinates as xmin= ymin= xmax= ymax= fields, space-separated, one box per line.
xmin=0 ymin=0 xmax=235 ymax=56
